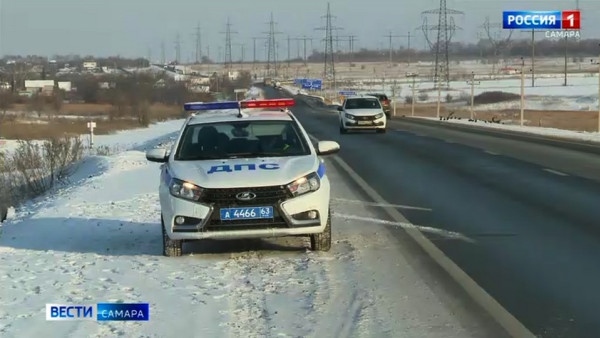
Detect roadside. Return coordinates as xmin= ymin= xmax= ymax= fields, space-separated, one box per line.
xmin=0 ymin=132 xmax=507 ymax=337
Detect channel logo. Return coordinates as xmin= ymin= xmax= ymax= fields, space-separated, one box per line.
xmin=46 ymin=303 xmax=149 ymax=321
xmin=503 ymin=10 xmax=580 ymax=30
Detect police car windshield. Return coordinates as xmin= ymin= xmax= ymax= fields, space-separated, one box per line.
xmin=345 ymin=98 xmax=381 ymax=109
xmin=175 ymin=120 xmax=310 ymax=161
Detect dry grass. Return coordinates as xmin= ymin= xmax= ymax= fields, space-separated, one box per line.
xmin=0 ymin=103 xmax=182 ymax=140
xmin=395 ymin=103 xmax=600 ymax=132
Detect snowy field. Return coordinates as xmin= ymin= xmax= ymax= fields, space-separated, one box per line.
xmin=0 ymin=114 xmax=495 ymax=337
xmin=285 ymin=73 xmax=600 ymax=112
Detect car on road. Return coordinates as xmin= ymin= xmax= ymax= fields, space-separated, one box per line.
xmin=146 ymin=98 xmax=341 ymax=256
xmin=366 ymin=93 xmax=392 ymax=119
xmin=338 ymin=95 xmax=387 ymax=134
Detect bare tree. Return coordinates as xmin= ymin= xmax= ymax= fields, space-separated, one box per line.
xmin=51 ymin=90 xmax=64 ymax=117
xmin=0 ymin=91 xmax=15 ymax=118
xmin=28 ymin=93 xmax=46 ymax=118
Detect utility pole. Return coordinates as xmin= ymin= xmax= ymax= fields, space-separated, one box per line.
xmin=407 ymin=73 xmax=418 ymax=117
xmin=294 ymin=36 xmax=313 ymax=65
xmin=520 ymin=57 xmax=525 ymax=126
xmin=520 ymin=30 xmax=545 ymax=87
xmin=398 ymin=32 xmax=412 ymax=65
xmin=467 ymin=72 xmax=481 ymax=120
xmin=383 ymin=31 xmax=401 ymax=65
xmin=437 ymin=76 xmax=442 ymax=119
xmin=160 ymin=41 xmax=166 ymax=65
xmin=287 ymin=35 xmax=291 ymax=69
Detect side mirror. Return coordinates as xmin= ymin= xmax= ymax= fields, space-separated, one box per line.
xmin=146 ymin=148 xmax=169 ymax=163
xmin=337 ymin=106 xmax=344 ymax=112
xmin=317 ymin=141 xmax=340 ymax=156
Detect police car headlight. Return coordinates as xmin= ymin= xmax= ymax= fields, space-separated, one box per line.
xmin=287 ymin=172 xmax=320 ymax=197
xmin=169 ymin=178 xmax=203 ymax=201
xmin=375 ymin=113 xmax=384 ymax=119
xmin=344 ymin=113 xmax=355 ymax=120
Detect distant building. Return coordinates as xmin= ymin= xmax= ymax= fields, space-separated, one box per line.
xmin=83 ymin=61 xmax=97 ymax=70
xmin=25 ymin=80 xmax=55 ymax=94
xmin=58 ymin=81 xmax=72 ymax=92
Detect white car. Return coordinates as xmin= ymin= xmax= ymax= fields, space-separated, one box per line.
xmin=146 ymin=98 xmax=341 ymax=256
xmin=338 ymin=95 xmax=387 ymax=134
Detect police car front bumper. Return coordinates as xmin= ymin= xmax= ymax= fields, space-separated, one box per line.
xmin=161 ymin=181 xmax=330 ymax=240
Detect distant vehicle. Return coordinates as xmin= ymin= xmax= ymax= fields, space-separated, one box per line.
xmin=338 ymin=95 xmax=387 ymax=134
xmin=366 ymin=93 xmax=392 ymax=119
xmin=146 ymin=98 xmax=341 ymax=256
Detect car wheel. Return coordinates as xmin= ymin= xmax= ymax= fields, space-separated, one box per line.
xmin=310 ymin=206 xmax=331 ymax=252
xmin=386 ymin=113 xmax=392 ymax=120
xmin=339 ymin=125 xmax=347 ymax=134
xmin=376 ymin=128 xmax=387 ymax=134
xmin=0 ymin=206 xmax=7 ymax=222
xmin=162 ymin=217 xmax=182 ymax=257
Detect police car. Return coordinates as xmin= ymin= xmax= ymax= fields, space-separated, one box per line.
xmin=338 ymin=94 xmax=387 ymax=134
xmin=146 ymin=98 xmax=340 ymax=256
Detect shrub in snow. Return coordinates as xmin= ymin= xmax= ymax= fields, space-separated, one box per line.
xmin=474 ymin=91 xmax=520 ymax=104
xmin=418 ymin=92 xmax=429 ymax=102
xmin=9 ymin=136 xmax=83 ymax=199
xmin=405 ymin=96 xmax=413 ymax=104
xmin=445 ymin=93 xmax=453 ymax=102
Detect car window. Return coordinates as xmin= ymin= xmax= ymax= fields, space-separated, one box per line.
xmin=175 ymin=120 xmax=310 ymax=160
xmin=345 ymin=98 xmax=381 ymax=109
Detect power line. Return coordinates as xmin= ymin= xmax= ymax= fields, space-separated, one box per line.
xmin=293 ymin=36 xmax=313 ymax=65
xmin=263 ymin=13 xmax=282 ymax=77
xmin=398 ymin=32 xmax=413 ymax=65
xmin=316 ymin=2 xmax=341 ymax=86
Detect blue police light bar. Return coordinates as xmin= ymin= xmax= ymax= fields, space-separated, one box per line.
xmin=184 ymin=101 xmax=240 ymax=111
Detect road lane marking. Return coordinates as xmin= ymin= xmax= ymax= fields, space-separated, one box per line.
xmin=333 ymin=213 xmax=473 ymax=243
xmin=543 ymin=168 xmax=569 ymax=176
xmin=309 ymin=134 xmax=536 ymax=338
xmin=332 ymin=198 xmax=432 ymax=211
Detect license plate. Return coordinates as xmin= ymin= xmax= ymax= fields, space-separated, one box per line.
xmin=220 ymin=207 xmax=273 ymax=220
xmin=357 ymin=121 xmax=371 ymax=125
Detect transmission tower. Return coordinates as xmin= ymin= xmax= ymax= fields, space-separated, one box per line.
xmin=316 ymin=3 xmax=340 ymax=85
xmin=221 ymin=18 xmax=237 ymax=73
xmin=264 ymin=13 xmax=281 ymax=77
xmin=174 ymin=33 xmax=182 ymax=64
xmin=481 ymin=16 xmax=513 ymax=75
xmin=420 ymin=0 xmax=463 ymax=87
xmin=193 ymin=23 xmax=203 ymax=64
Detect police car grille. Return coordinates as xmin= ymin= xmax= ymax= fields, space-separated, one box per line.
xmin=358 ymin=115 xmax=376 ymax=121
xmin=205 ymin=217 xmax=289 ymax=230
xmin=201 ymin=185 xmax=291 ymax=206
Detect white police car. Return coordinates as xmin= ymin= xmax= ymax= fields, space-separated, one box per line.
xmin=338 ymin=95 xmax=387 ymax=134
xmin=146 ymin=99 xmax=340 ymax=256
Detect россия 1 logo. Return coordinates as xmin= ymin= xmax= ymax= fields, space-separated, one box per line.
xmin=502 ymin=10 xmax=581 ymax=38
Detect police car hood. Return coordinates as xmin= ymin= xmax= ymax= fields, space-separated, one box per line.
xmin=170 ymin=155 xmax=318 ymax=188
xmin=345 ymin=108 xmax=383 ymax=116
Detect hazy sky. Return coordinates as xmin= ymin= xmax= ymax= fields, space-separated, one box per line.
xmin=0 ymin=0 xmax=598 ymax=60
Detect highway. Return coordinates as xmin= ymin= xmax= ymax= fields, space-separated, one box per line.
xmin=265 ymin=86 xmax=600 ymax=338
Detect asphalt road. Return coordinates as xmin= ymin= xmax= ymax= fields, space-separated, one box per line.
xmin=265 ymin=86 xmax=600 ymax=338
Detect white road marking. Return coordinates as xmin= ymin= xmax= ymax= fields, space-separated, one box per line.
xmin=543 ymin=168 xmax=569 ymax=176
xmin=309 ymin=134 xmax=536 ymax=338
xmin=331 ymin=198 xmax=432 ymax=211
xmin=333 ymin=212 xmax=473 ymax=243
xmin=484 ymin=150 xmax=499 ymax=155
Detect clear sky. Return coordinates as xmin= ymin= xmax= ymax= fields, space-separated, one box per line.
xmin=0 ymin=0 xmax=597 ymax=61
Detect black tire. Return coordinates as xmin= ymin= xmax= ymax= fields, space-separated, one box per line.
xmin=162 ymin=217 xmax=182 ymax=257
xmin=310 ymin=207 xmax=331 ymax=252
xmin=376 ymin=128 xmax=387 ymax=134
xmin=0 ymin=206 xmax=7 ymax=222
xmin=339 ymin=126 xmax=347 ymax=134
xmin=386 ymin=113 xmax=392 ymax=120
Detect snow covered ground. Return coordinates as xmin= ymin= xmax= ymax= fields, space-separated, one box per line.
xmin=286 ymin=73 xmax=600 ymax=112
xmin=0 ymin=120 xmax=495 ymax=337
xmin=414 ymin=116 xmax=600 ymax=142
